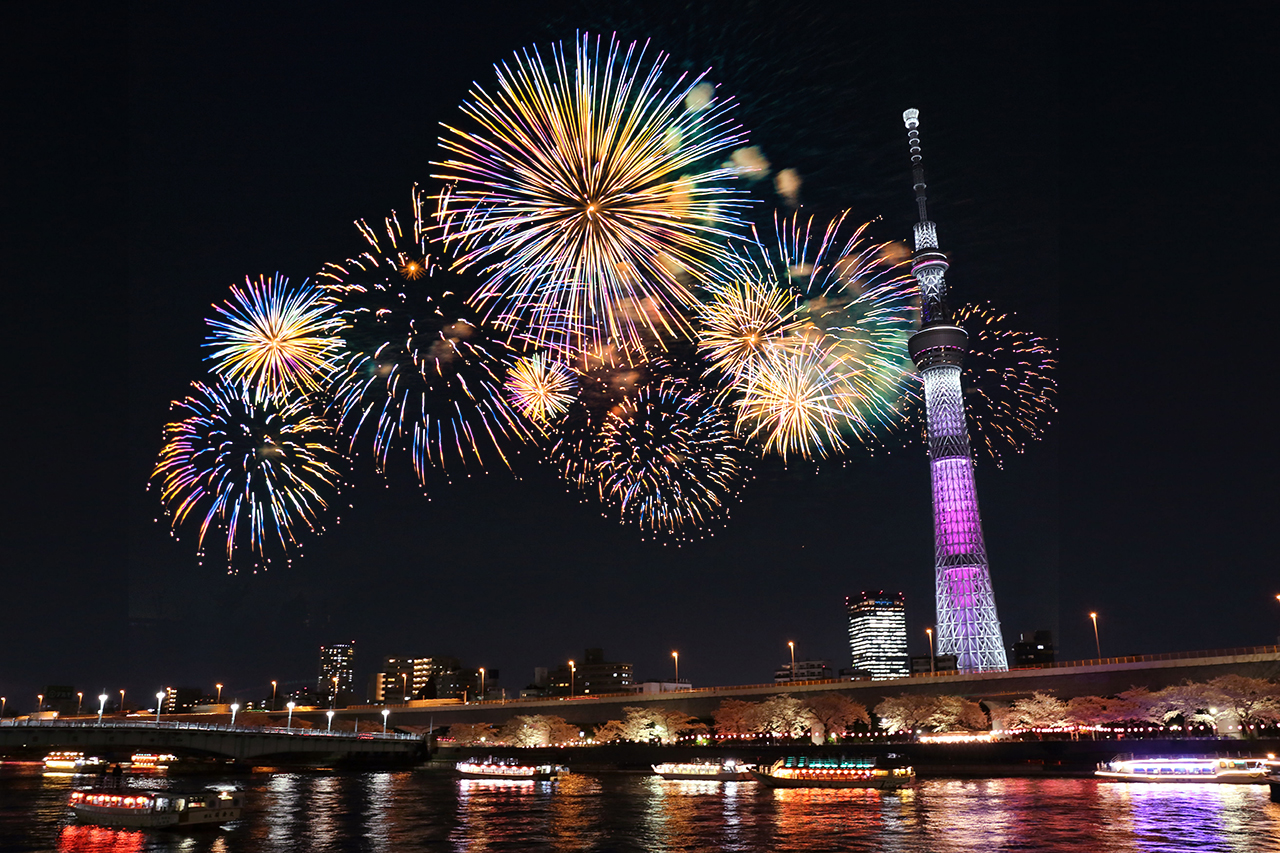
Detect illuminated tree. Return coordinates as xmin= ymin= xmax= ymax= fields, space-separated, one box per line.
xmin=927 ymin=695 xmax=988 ymax=732
xmin=593 ymin=706 xmax=705 ymax=744
xmin=713 ymin=699 xmax=759 ymax=737
xmin=874 ymin=694 xmax=937 ymax=735
xmin=805 ymin=694 xmax=870 ymax=742
xmin=450 ymin=723 xmax=497 ymax=745
xmin=1008 ymin=691 xmax=1069 ymax=733
xmin=755 ymin=695 xmax=814 ymax=739
xmin=498 ymin=714 xmax=579 ymax=746
xmin=1205 ymin=675 xmax=1280 ymax=732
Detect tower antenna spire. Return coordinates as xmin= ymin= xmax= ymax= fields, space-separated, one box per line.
xmin=902 ymin=107 xmax=1008 ymax=674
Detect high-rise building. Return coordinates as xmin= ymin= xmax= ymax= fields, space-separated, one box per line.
xmin=1012 ymin=630 xmax=1056 ymax=666
xmin=380 ymin=656 xmax=460 ymax=701
xmin=902 ymin=109 xmax=1008 ymax=672
xmin=318 ymin=641 xmax=357 ymax=697
xmin=846 ymin=591 xmax=909 ymax=679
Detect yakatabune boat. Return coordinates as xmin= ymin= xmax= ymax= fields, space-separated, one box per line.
xmin=456 ymin=758 xmax=567 ymax=781
xmin=68 ymin=788 xmax=243 ymax=828
xmin=750 ymin=756 xmax=915 ymax=789
xmin=652 ymin=759 xmax=754 ymax=781
xmin=1095 ymin=756 xmax=1271 ymax=783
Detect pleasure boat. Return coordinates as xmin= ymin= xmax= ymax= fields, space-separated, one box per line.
xmin=1095 ymin=755 xmax=1271 ymax=783
xmin=456 ymin=757 xmax=567 ymax=781
xmin=44 ymin=752 xmax=105 ymax=773
xmin=652 ymin=759 xmax=754 ymax=781
xmin=68 ymin=788 xmax=242 ymax=828
xmin=750 ymin=756 xmax=915 ymax=789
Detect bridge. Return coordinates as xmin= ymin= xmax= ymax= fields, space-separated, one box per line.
xmin=0 ymin=719 xmax=424 ymax=766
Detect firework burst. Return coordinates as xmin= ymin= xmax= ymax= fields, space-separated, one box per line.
xmin=702 ymin=213 xmax=919 ymax=456
xmin=204 ymin=273 xmax=341 ymax=400
xmin=505 ymin=352 xmax=578 ymax=425
xmin=596 ymin=377 xmax=747 ymax=537
xmin=547 ymin=344 xmax=651 ymax=491
xmin=152 ymin=378 xmax=345 ymax=572
xmin=950 ymin=303 xmax=1057 ymax=465
xmin=320 ymin=185 xmax=531 ymax=486
xmin=434 ymin=33 xmax=750 ymax=351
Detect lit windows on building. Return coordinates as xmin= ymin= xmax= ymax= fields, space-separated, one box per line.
xmin=846 ymin=591 xmax=909 ymax=679
xmin=318 ymin=641 xmax=357 ymax=697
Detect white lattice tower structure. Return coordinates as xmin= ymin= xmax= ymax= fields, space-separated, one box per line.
xmin=902 ymin=108 xmax=1008 ymax=672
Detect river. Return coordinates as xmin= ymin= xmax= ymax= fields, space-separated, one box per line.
xmin=2 ymin=765 xmax=1278 ymax=852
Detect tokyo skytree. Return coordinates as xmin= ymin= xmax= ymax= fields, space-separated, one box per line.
xmin=903 ymin=108 xmax=1008 ymax=672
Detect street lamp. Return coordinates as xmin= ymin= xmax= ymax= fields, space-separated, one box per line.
xmin=230 ymin=703 xmax=240 ymax=726
xmin=672 ymin=651 xmax=679 ymax=686
xmin=155 ymin=691 xmax=166 ymax=726
xmin=568 ymin=660 xmax=576 ymax=698
xmin=788 ymin=641 xmax=796 ymax=681
xmin=1090 ymin=612 xmax=1101 ymax=659
xmin=37 ymin=693 xmax=43 ymax=714
xmin=926 ymin=628 xmax=935 ymax=674
xmin=326 ymin=709 xmax=334 ymax=732
xmin=76 ymin=692 xmax=83 ymax=716
xmin=286 ymin=701 xmax=296 ymax=730
xmin=331 ymin=676 xmax=339 ymax=708
xmin=381 ymin=708 xmax=389 ymax=733
xmin=401 ymin=673 xmax=409 ymax=703
xmin=2 ymin=696 xmax=6 ymax=719
xmin=270 ymin=680 xmax=278 ymax=711
xmin=215 ymin=683 xmax=223 ymax=705
xmin=97 ymin=693 xmax=107 ymax=725
xmin=119 ymin=689 xmax=126 ymax=716
xmin=479 ymin=668 xmax=486 ymax=701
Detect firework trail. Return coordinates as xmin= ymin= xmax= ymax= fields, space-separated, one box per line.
xmin=204 ymin=273 xmax=341 ymax=400
xmin=596 ymin=376 xmax=748 ymax=538
xmin=152 ymin=378 xmax=345 ymax=572
xmin=320 ymin=185 xmax=532 ymax=487
xmin=700 ymin=213 xmax=918 ymax=458
xmin=505 ymin=351 xmax=579 ymax=425
xmin=949 ymin=303 xmax=1057 ymax=466
xmin=433 ymin=33 xmax=751 ymax=352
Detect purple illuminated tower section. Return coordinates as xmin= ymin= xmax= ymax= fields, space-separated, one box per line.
xmin=902 ymin=108 xmax=1008 ymax=672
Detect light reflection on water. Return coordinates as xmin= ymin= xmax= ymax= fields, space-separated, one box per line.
xmin=0 ymin=765 xmax=1276 ymax=852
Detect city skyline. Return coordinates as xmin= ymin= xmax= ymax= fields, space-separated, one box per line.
xmin=5 ymin=3 xmax=1277 ymax=705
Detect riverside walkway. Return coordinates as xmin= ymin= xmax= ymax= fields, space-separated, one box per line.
xmin=0 ymin=719 xmax=422 ymax=765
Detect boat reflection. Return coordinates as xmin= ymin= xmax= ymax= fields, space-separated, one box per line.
xmin=56 ymin=825 xmax=144 ymax=853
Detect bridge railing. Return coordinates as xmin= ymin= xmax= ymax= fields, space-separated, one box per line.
xmin=0 ymin=718 xmax=418 ymax=741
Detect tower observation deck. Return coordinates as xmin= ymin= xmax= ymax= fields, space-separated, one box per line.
xmin=902 ymin=108 xmax=1007 ymax=672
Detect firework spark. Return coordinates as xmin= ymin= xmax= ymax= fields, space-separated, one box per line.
xmin=952 ymin=303 xmax=1057 ymax=465
xmin=204 ymin=273 xmax=341 ymax=399
xmin=506 ymin=352 xmax=578 ymax=424
xmin=596 ymin=377 xmax=747 ymax=537
xmin=152 ymin=378 xmax=345 ymax=572
xmin=434 ymin=33 xmax=750 ymax=351
xmin=320 ymin=185 xmax=532 ymax=485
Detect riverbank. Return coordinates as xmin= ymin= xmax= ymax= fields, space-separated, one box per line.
xmin=434 ymin=736 xmax=1280 ymax=778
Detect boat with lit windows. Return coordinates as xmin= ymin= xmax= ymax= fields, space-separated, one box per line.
xmin=68 ymin=788 xmax=243 ymax=828
xmin=456 ymin=757 xmax=567 ymax=781
xmin=750 ymin=756 xmax=915 ymax=789
xmin=652 ymin=759 xmax=755 ymax=781
xmin=43 ymin=752 xmax=105 ymax=773
xmin=129 ymin=753 xmax=178 ymax=772
xmin=1095 ymin=756 xmax=1271 ymax=783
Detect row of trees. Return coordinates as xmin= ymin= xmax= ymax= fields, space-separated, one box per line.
xmin=444 ymin=676 xmax=1280 ymax=745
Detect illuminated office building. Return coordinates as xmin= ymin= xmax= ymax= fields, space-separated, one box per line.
xmin=846 ymin=591 xmax=909 ymax=679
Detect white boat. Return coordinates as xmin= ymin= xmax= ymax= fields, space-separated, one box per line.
xmin=68 ymin=788 xmax=242 ymax=828
xmin=44 ymin=752 xmax=104 ymax=773
xmin=456 ymin=758 xmax=566 ymax=781
xmin=1095 ymin=756 xmax=1271 ymax=783
xmin=652 ymin=759 xmax=754 ymax=781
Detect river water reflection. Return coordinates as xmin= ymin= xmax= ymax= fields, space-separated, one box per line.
xmin=2 ymin=766 xmax=1278 ymax=852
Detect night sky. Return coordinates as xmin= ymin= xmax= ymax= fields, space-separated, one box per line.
xmin=4 ymin=2 xmax=1276 ymax=708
